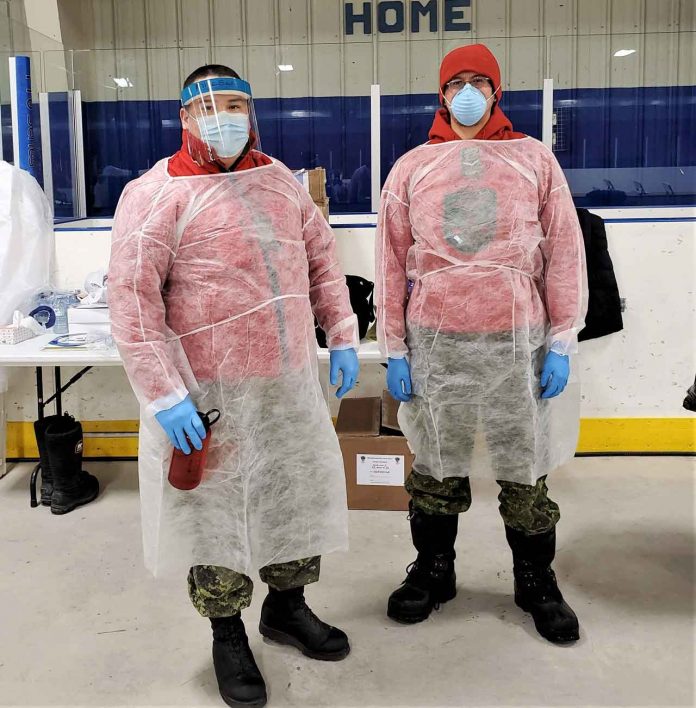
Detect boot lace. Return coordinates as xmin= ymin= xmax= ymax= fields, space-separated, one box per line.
xmin=517 ymin=564 xmax=561 ymax=603
xmin=215 ymin=623 xmax=258 ymax=673
xmin=292 ymin=597 xmax=331 ymax=634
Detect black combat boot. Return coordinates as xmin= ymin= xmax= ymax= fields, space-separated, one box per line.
xmin=33 ymin=415 xmax=63 ymax=506
xmin=259 ymin=587 xmax=350 ymax=661
xmin=387 ymin=502 xmax=458 ymax=624
xmin=45 ymin=415 xmax=99 ymax=515
xmin=505 ymin=525 xmax=580 ymax=644
xmin=211 ymin=614 xmax=267 ymax=707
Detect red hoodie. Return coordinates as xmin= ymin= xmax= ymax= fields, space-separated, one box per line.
xmin=168 ymin=129 xmax=272 ymax=176
xmin=428 ymin=44 xmax=526 ymax=143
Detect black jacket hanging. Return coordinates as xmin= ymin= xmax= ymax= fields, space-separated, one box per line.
xmin=576 ymin=208 xmax=624 ymax=342
xmin=315 ymin=275 xmax=375 ymax=348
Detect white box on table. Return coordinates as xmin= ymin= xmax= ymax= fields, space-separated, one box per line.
xmin=68 ymin=305 xmax=111 ymax=335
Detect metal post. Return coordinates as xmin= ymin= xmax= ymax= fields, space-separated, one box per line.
xmin=38 ymin=92 xmax=54 ymax=213
xmin=370 ymin=83 xmax=381 ymax=213
xmin=67 ymin=89 xmax=87 ymax=217
xmin=542 ymin=78 xmax=554 ymax=150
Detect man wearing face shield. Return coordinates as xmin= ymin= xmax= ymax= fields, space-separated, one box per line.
xmin=109 ymin=65 xmax=359 ymax=707
xmin=376 ymin=45 xmax=588 ymax=644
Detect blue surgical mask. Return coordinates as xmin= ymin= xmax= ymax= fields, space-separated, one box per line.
xmin=195 ymin=112 xmax=250 ymax=158
xmin=449 ymin=83 xmax=493 ymax=127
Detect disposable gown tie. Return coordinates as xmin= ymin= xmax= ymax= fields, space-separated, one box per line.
xmin=109 ymin=158 xmax=358 ymax=576
xmin=376 ymin=139 xmax=588 ymax=485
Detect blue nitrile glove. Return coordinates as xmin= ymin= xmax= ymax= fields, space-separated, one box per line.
xmin=330 ymin=348 xmax=359 ymax=398
xmin=541 ymin=351 xmax=570 ymax=399
xmin=155 ymin=395 xmax=207 ymax=454
xmin=387 ymin=357 xmax=412 ymax=402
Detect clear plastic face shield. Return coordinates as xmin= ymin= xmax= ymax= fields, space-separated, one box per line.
xmin=180 ymin=77 xmax=261 ymax=161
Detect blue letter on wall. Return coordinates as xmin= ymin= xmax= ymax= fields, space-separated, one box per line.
xmin=345 ymin=2 xmax=373 ymax=35
xmin=444 ymin=0 xmax=471 ymax=31
xmin=411 ymin=0 xmax=437 ymax=33
xmin=378 ymin=1 xmax=405 ymax=33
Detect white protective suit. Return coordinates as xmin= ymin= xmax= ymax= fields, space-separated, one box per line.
xmin=0 ymin=161 xmax=54 ymax=328
xmin=376 ymin=138 xmax=588 ymax=485
xmin=0 ymin=161 xmax=54 ymax=390
xmin=109 ymin=158 xmax=358 ymax=576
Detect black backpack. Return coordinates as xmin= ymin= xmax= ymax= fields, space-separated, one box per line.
xmin=315 ymin=275 xmax=375 ymax=348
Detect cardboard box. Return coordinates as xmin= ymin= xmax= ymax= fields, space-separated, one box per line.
xmin=336 ymin=395 xmax=413 ymax=511
xmin=308 ymin=167 xmax=327 ymax=201
xmin=314 ymin=196 xmax=330 ymax=221
xmin=380 ymin=390 xmax=402 ymax=432
xmin=292 ymin=167 xmax=330 ymax=220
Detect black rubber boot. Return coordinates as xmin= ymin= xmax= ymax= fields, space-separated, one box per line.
xmin=45 ymin=416 xmax=99 ymax=515
xmin=33 ymin=415 xmax=63 ymax=506
xmin=211 ymin=614 xmax=267 ymax=707
xmin=387 ymin=502 xmax=458 ymax=624
xmin=683 ymin=378 xmax=696 ymax=412
xmin=505 ymin=525 xmax=580 ymax=644
xmin=259 ymin=587 xmax=350 ymax=661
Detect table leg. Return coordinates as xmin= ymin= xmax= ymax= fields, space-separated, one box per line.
xmin=0 ymin=390 xmax=6 ymax=480
xmin=36 ymin=366 xmax=44 ymax=420
xmin=30 ymin=367 xmax=44 ymax=508
xmin=54 ymin=367 xmax=62 ymax=416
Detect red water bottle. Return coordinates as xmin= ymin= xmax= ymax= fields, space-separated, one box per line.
xmin=168 ymin=409 xmax=220 ymax=491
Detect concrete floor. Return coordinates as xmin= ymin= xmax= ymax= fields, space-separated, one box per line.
xmin=0 ymin=457 xmax=694 ymax=708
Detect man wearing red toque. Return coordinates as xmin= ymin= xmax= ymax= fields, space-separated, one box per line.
xmin=376 ymin=44 xmax=588 ymax=644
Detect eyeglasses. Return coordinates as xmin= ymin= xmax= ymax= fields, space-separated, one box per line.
xmin=444 ymin=76 xmax=492 ymax=93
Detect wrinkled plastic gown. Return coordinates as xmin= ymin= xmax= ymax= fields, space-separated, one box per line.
xmin=376 ymin=138 xmax=588 ymax=485
xmin=0 ymin=161 xmax=54 ymax=391
xmin=109 ymin=159 xmax=358 ymax=576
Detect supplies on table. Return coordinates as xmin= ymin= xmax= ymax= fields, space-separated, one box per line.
xmin=67 ymin=303 xmax=111 ymax=336
xmin=80 ymin=269 xmax=108 ymax=306
xmin=0 ymin=311 xmax=45 ymax=345
xmin=29 ymin=290 xmax=80 ymax=334
xmin=67 ymin=269 xmax=111 ymax=335
xmin=43 ymin=333 xmax=114 ymax=350
xmin=0 ymin=324 xmax=36 ymax=345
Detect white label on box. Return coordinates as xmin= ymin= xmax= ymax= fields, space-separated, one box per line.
xmin=356 ymin=454 xmax=405 ymax=487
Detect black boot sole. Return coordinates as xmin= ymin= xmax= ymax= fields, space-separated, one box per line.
xmin=514 ymin=596 xmax=580 ymax=645
xmin=387 ymin=585 xmax=457 ymax=624
xmin=387 ymin=605 xmax=433 ymax=624
xmin=51 ymin=485 xmax=99 ymax=515
xmin=219 ymin=690 xmax=267 ymax=708
xmin=258 ymin=621 xmax=351 ymax=661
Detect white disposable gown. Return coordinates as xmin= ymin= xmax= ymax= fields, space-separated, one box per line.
xmin=0 ymin=161 xmax=54 ymax=394
xmin=109 ymin=159 xmax=358 ymax=576
xmin=0 ymin=161 xmax=54 ymax=328
xmin=376 ymin=138 xmax=588 ymax=485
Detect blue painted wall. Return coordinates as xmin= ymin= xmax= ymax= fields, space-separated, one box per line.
xmin=6 ymin=84 xmax=692 ymax=216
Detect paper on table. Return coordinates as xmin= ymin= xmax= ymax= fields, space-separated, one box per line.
xmin=356 ymin=453 xmax=405 ymax=487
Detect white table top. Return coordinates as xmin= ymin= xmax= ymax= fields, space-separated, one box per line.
xmin=0 ymin=335 xmax=384 ymax=367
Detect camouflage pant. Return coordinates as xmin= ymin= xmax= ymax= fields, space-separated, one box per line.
xmin=406 ymin=471 xmax=560 ymax=535
xmin=188 ymin=556 xmax=321 ymax=618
